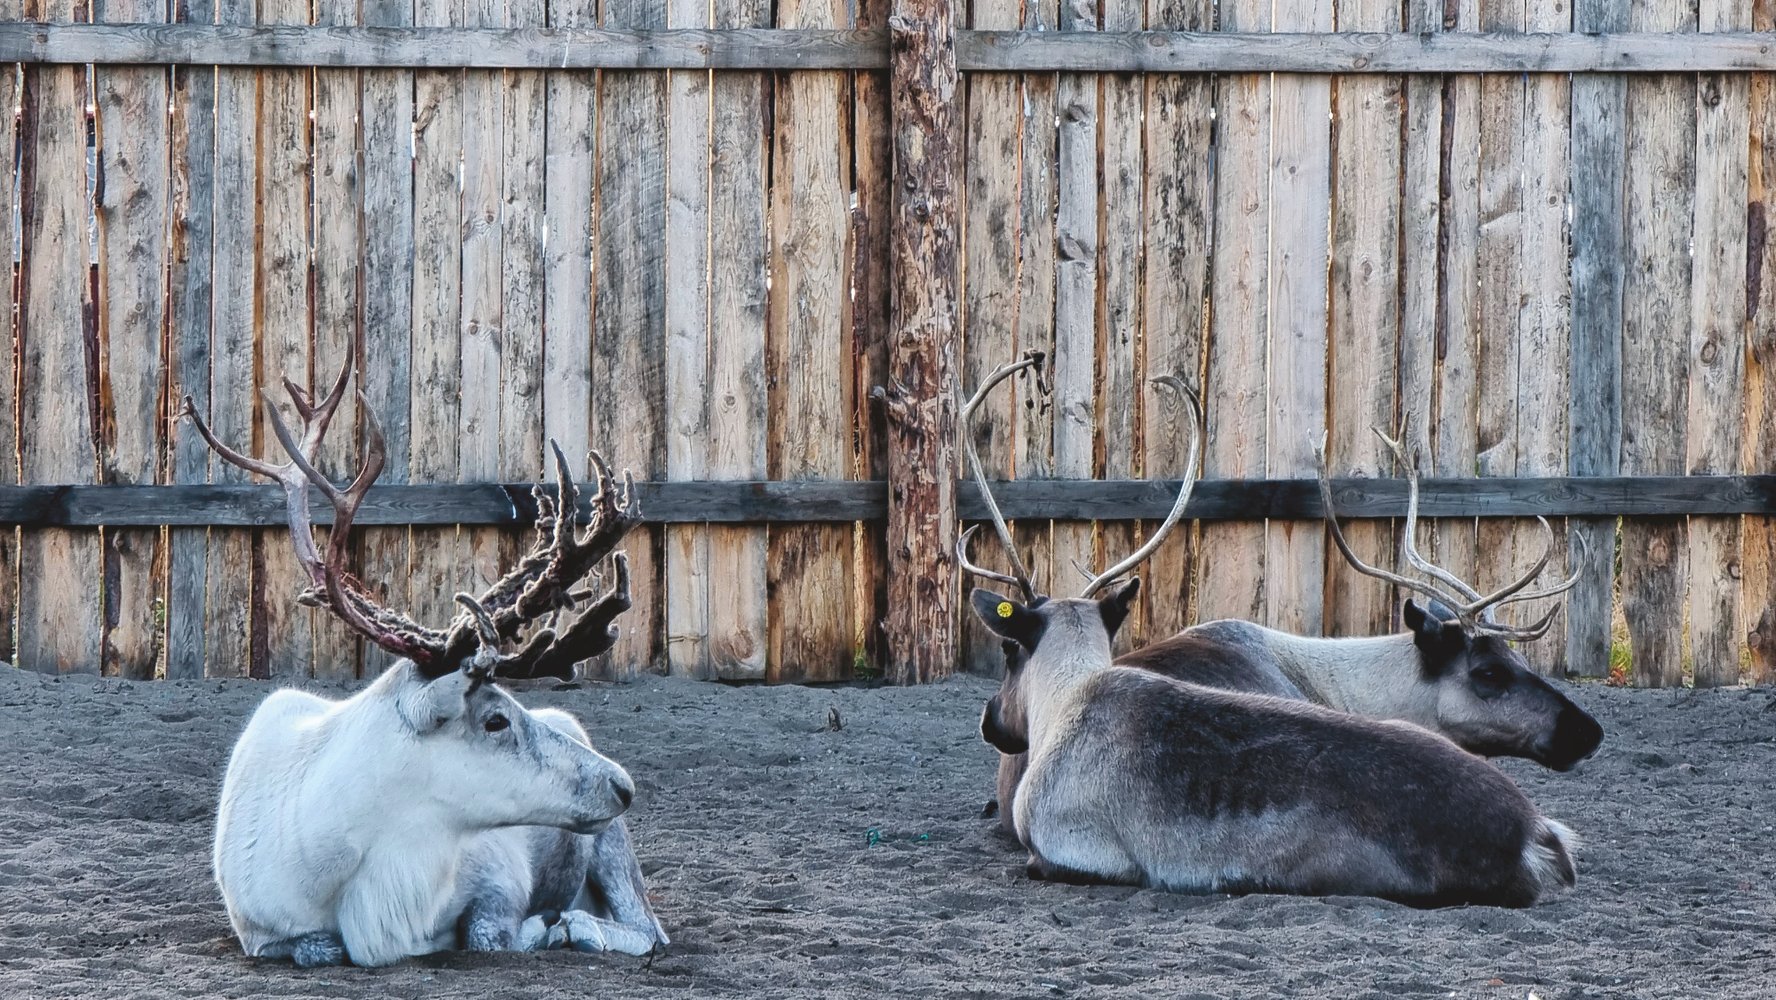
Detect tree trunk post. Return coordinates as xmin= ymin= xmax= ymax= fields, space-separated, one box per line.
xmin=881 ymin=0 xmax=960 ymax=684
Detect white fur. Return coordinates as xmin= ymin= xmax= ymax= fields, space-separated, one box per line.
xmin=212 ymin=661 xmax=637 ymax=967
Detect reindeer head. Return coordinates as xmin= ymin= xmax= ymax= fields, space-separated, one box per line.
xmin=1317 ymin=428 xmax=1604 ymax=770
xmin=958 ymin=354 xmax=1202 ymax=753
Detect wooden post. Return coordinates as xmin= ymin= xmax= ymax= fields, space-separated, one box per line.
xmin=883 ymin=0 xmax=959 ymax=684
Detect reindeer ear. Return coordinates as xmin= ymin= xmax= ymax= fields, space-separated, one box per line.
xmin=1097 ymin=577 xmax=1141 ymax=639
xmin=1404 ymin=598 xmax=1466 ymax=669
xmin=971 ymin=588 xmax=1045 ymax=650
xmin=980 ymin=695 xmax=1029 ymax=754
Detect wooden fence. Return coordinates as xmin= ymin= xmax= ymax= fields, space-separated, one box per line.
xmin=3 ymin=1 xmax=1776 ymax=687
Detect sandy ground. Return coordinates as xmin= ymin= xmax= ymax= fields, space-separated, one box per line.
xmin=1 ymin=663 xmax=1773 ymax=999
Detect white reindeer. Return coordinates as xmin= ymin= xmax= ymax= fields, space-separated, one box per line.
xmin=191 ymin=359 xmax=668 ymax=967
xmin=961 ymin=366 xmax=1578 ymax=906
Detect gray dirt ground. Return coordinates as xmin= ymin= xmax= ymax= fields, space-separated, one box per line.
xmin=0 ymin=663 xmax=1773 ymax=999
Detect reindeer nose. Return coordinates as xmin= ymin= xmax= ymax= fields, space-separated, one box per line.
xmin=611 ymin=775 xmax=634 ymax=810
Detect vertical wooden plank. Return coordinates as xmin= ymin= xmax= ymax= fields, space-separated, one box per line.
xmin=1747 ymin=0 xmax=1776 ymax=684
xmin=1197 ymin=0 xmax=1270 ymax=624
xmin=1048 ymin=0 xmax=1096 ymax=609
xmin=0 ymin=0 xmax=23 ymax=665
xmin=1473 ymin=0 xmax=1526 ymax=646
xmin=408 ymin=0 xmax=465 ymax=632
xmin=1566 ymin=0 xmax=1628 ymax=679
xmin=253 ymin=0 xmax=314 ymax=680
xmin=767 ymin=0 xmax=852 ymax=682
xmin=960 ymin=37 xmax=1020 ymax=667
xmin=1263 ymin=0 xmax=1332 ymax=639
xmin=1097 ymin=0 xmax=1142 ymax=649
xmin=707 ymin=4 xmax=770 ymax=679
xmin=205 ymin=0 xmax=254 ymax=677
xmin=17 ymin=0 xmax=101 ymax=674
xmin=664 ymin=0 xmax=712 ymax=678
xmin=501 ymin=2 xmax=545 ymax=482
xmin=1688 ymin=0 xmax=1750 ymax=687
xmin=1140 ymin=0 xmax=1212 ymax=641
xmin=852 ymin=0 xmax=892 ymax=674
xmin=358 ymin=0 xmax=414 ymax=677
xmin=1512 ymin=0 xmax=1573 ymax=672
xmin=93 ymin=0 xmax=169 ymax=679
xmin=1011 ymin=0 xmax=1059 ymax=633
xmin=310 ymin=0 xmax=363 ymax=680
xmin=595 ymin=0 xmax=668 ymax=679
xmin=1397 ymin=0 xmax=1443 ymax=599
xmin=1621 ymin=0 xmax=1698 ymax=687
xmin=1326 ymin=0 xmax=1401 ymax=639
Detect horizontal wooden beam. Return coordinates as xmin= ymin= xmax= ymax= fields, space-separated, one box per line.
xmin=2 ymin=476 xmax=1772 ymax=527
xmin=0 ymin=24 xmax=889 ymax=70
xmin=960 ymin=30 xmax=1776 ymax=73
xmin=3 ymin=24 xmax=1773 ymax=73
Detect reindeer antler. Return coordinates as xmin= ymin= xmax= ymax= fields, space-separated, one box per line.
xmin=959 ymin=351 xmax=1048 ymax=604
xmin=183 ymin=355 xmax=641 ymax=681
xmin=1314 ymin=423 xmax=1584 ymax=642
xmin=1078 ymin=375 xmax=1203 ymax=598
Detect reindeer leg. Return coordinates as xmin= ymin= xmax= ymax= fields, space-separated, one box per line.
xmin=257 ymin=930 xmax=348 ymax=967
xmin=584 ymin=817 xmax=670 ymax=947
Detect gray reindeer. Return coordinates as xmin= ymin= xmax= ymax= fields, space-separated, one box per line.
xmin=962 ymin=367 xmax=1578 ymax=907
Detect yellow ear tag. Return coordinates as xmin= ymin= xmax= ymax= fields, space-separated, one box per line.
xmin=996 ymin=601 xmax=1014 ymax=619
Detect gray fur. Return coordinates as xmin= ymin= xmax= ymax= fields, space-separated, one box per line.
xmin=975 ymin=586 xmax=1578 ymax=908
xmin=257 ymin=931 xmax=347 ymax=968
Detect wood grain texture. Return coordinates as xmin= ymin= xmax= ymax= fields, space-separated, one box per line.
xmin=407 ymin=0 xmax=466 ymax=636
xmin=1619 ymin=0 xmax=1697 ymax=688
xmin=253 ymin=0 xmax=314 ymax=681
xmin=0 ymin=6 xmax=19 ymax=663
xmin=594 ymin=0 xmax=669 ymax=679
xmin=1139 ymin=0 xmax=1213 ymax=642
xmin=1197 ymin=0 xmax=1269 ymax=625
xmin=1687 ymin=0 xmax=1750 ymax=686
xmin=10 ymin=24 xmax=1776 ymax=73
xmin=1326 ymin=0 xmax=1401 ymax=639
xmin=92 ymin=0 xmax=170 ymax=679
xmin=851 ymin=0 xmax=892 ymax=676
xmin=664 ymin=0 xmax=712 ymax=678
xmin=884 ymin=0 xmax=960 ymax=683
xmin=17 ymin=0 xmax=101 ymax=674
xmin=203 ymin=0 xmax=255 ymax=677
xmin=357 ymin=0 xmax=414 ymax=678
xmin=1047 ymin=0 xmax=1094 ymax=618
xmin=1748 ymin=0 xmax=1776 ymax=684
xmin=706 ymin=23 xmax=770 ymax=679
xmin=310 ymin=0 xmax=362 ymax=680
xmin=767 ymin=0 xmax=853 ymax=683
xmin=541 ymin=0 xmax=595 ymax=477
xmin=1265 ymin=0 xmax=1331 ymax=638
xmin=1565 ymin=0 xmax=1627 ymax=679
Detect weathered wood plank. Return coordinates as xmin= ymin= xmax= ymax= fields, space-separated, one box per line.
xmin=17 ymin=0 xmax=102 ymax=674
xmin=541 ymin=0 xmax=594 ymax=472
xmin=1395 ymin=0 xmax=1441 ymax=629
xmin=357 ymin=0 xmax=414 ymax=677
xmin=1047 ymin=0 xmax=1095 ymax=626
xmin=663 ymin=0 xmax=712 ymax=678
xmin=1196 ymin=0 xmax=1269 ymax=625
xmin=1097 ymin=0 xmax=1141 ymax=650
xmin=8 ymin=475 xmax=1772 ymax=528
xmin=1265 ymin=0 xmax=1331 ymax=638
xmin=1326 ymin=0 xmax=1401 ymax=639
xmin=852 ymin=0 xmax=891 ymax=677
xmin=93 ymin=0 xmax=169 ymax=679
xmin=1565 ymin=0 xmax=1627 ymax=680
xmin=1619 ymin=0 xmax=1697 ymax=688
xmin=705 ymin=35 xmax=769 ymax=679
xmin=203 ymin=0 xmax=255 ymax=677
xmin=767 ymin=0 xmax=853 ymax=683
xmin=1687 ymin=0 xmax=1751 ymax=687
xmin=10 ymin=25 xmax=1776 ymax=74
xmin=884 ymin=0 xmax=960 ymax=683
xmin=310 ymin=0 xmax=362 ymax=680
xmin=407 ymin=0 xmax=466 ymax=635
xmin=253 ymin=0 xmax=313 ymax=681
xmin=1748 ymin=0 xmax=1776 ymax=684
xmin=594 ymin=0 xmax=669 ymax=679
xmin=1139 ymin=0 xmax=1212 ymax=643
xmin=0 ymin=2 xmax=19 ymax=664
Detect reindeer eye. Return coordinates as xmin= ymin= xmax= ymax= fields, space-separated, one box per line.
xmin=484 ymin=714 xmax=510 ymax=733
xmin=1471 ymin=665 xmax=1512 ymax=687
